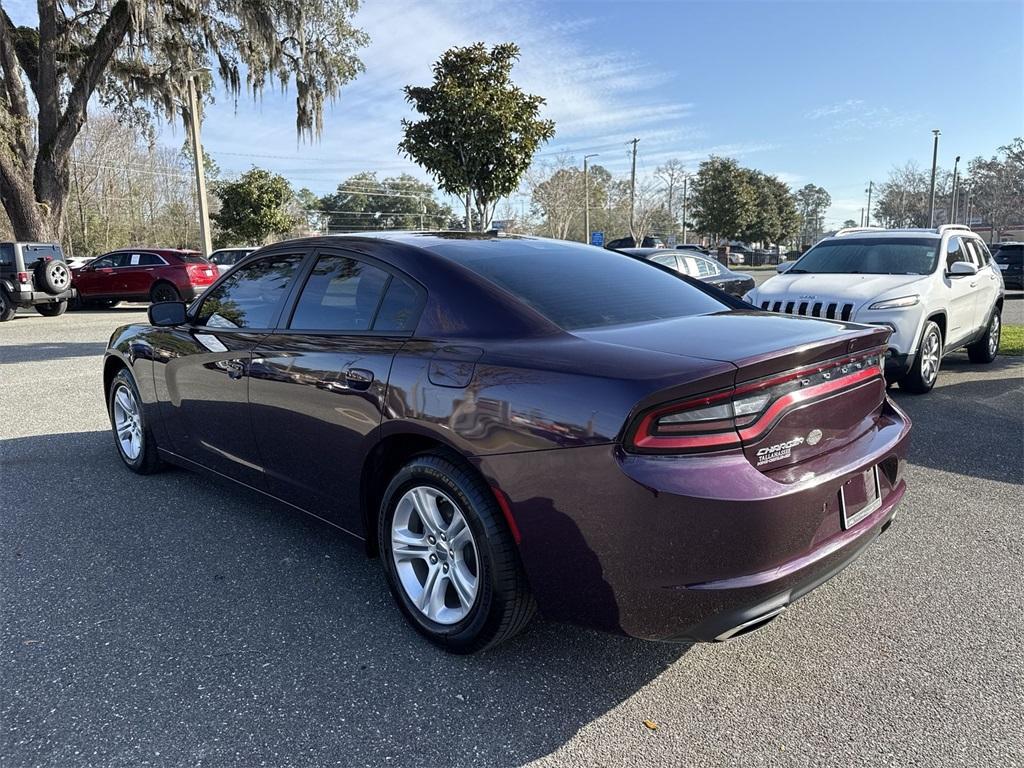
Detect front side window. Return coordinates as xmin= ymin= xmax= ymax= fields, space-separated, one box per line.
xmin=90 ymin=254 xmax=118 ymax=269
xmin=945 ymin=237 xmax=967 ymax=270
xmin=970 ymin=240 xmax=991 ymax=267
xmin=195 ymin=254 xmax=303 ymax=329
xmin=791 ymin=237 xmax=940 ymax=276
xmin=290 ymin=254 xmax=402 ymax=332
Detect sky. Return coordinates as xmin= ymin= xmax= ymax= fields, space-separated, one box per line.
xmin=5 ymin=0 xmax=1023 ymax=229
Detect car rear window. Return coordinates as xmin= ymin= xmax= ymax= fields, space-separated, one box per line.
xmin=181 ymin=254 xmax=210 ymax=265
xmin=21 ymin=244 xmax=65 ymax=263
xmin=994 ymin=245 xmax=1023 ymax=265
xmin=442 ymin=240 xmax=730 ymax=330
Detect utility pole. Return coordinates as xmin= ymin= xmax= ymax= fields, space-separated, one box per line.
xmin=583 ymin=153 xmax=599 ymax=244
xmin=681 ymin=173 xmax=689 ymax=245
xmin=950 ymin=155 xmax=961 ymax=224
xmin=186 ymin=75 xmax=213 ymax=257
xmin=628 ymin=138 xmax=639 ymax=241
xmin=860 ymin=207 xmax=865 ymax=227
xmin=928 ymin=129 xmax=941 ymax=227
xmin=865 ymin=181 xmax=873 ymax=227
xmin=963 ymin=187 xmax=971 ymax=227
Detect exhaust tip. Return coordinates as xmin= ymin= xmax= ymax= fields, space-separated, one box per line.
xmin=715 ymin=606 xmax=786 ymax=641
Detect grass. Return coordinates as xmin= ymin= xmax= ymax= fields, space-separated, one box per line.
xmin=1000 ymin=324 xmax=1024 ymax=356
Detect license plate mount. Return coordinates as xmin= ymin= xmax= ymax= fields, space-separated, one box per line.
xmin=839 ymin=466 xmax=882 ymax=530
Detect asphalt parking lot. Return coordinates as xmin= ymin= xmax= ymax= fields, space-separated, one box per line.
xmin=2 ymin=305 xmax=1023 ymax=768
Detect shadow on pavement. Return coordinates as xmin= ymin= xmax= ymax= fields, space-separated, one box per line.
xmin=890 ymin=355 xmax=1023 ymax=484
xmin=1 ymin=429 xmax=688 ymax=768
xmin=0 ymin=341 xmax=109 ymax=364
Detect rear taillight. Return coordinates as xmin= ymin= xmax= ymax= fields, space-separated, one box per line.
xmin=16 ymin=271 xmax=30 ymax=284
xmin=185 ymin=263 xmax=215 ymax=283
xmin=628 ymin=351 xmax=884 ymax=453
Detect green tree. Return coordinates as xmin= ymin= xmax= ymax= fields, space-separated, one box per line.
xmin=843 ymin=219 xmax=858 ymax=228
xmin=690 ymin=156 xmax=755 ymax=242
xmin=399 ymin=42 xmax=555 ymax=232
xmin=318 ymin=172 xmax=456 ymax=231
xmin=213 ymin=168 xmax=296 ymax=246
xmin=0 ymin=1 xmax=367 ymax=242
xmin=795 ymin=184 xmax=832 ymax=244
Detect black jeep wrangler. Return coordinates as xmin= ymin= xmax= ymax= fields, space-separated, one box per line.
xmin=0 ymin=242 xmax=76 ymax=321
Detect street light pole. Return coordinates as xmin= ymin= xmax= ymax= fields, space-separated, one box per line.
xmin=583 ymin=153 xmax=599 ymax=244
xmin=928 ymin=129 xmax=941 ymax=227
xmin=865 ymin=180 xmax=873 ymax=227
xmin=950 ymin=155 xmax=961 ymax=224
xmin=186 ymin=75 xmax=212 ymax=257
xmin=681 ymin=173 xmax=689 ymax=245
xmin=628 ymin=138 xmax=639 ymax=241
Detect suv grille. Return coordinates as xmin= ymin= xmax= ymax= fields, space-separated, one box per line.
xmin=761 ymin=300 xmax=854 ymax=321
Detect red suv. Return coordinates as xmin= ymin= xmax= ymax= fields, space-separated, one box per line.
xmin=72 ymin=249 xmax=218 ymax=305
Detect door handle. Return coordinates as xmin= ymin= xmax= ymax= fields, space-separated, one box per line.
xmin=223 ymin=360 xmax=246 ymax=380
xmin=969 ymin=281 xmax=977 ymax=288
xmin=344 ymin=368 xmax=374 ymax=390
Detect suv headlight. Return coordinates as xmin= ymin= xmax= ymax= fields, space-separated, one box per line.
xmin=868 ymin=295 xmax=919 ymax=310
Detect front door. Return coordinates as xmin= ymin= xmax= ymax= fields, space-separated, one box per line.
xmin=153 ymin=251 xmax=308 ymax=487
xmin=248 ymin=248 xmax=423 ymax=534
xmin=941 ymin=237 xmax=979 ymax=347
xmin=75 ymin=253 xmax=121 ymax=298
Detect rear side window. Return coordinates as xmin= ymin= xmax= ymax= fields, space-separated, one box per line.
xmin=374 ymin=277 xmax=421 ymax=332
xmin=449 ymin=242 xmax=729 ymax=330
xmin=649 ymin=253 xmax=678 ymax=269
xmin=289 ymin=254 xmax=390 ymax=332
xmin=196 ymin=254 xmax=303 ymax=329
xmin=694 ymin=257 xmax=720 ymax=277
xmin=0 ymin=244 xmax=14 ymax=266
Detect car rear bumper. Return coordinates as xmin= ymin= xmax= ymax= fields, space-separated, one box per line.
xmin=475 ymin=397 xmax=911 ymax=642
xmin=13 ymin=288 xmax=76 ymax=305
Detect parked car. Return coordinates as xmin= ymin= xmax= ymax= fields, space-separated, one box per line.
xmin=676 ymin=244 xmax=712 ymax=256
xmin=621 ymin=247 xmax=755 ymax=297
xmin=208 ymin=246 xmax=258 ymax=275
xmin=992 ymin=242 xmax=1022 ymax=289
xmin=604 ymin=235 xmax=665 ymax=250
xmin=72 ymin=248 xmax=218 ymax=306
xmin=0 ymin=241 xmax=75 ymax=321
xmin=745 ymin=225 xmax=1004 ymax=393
xmin=103 ymin=233 xmax=910 ymax=653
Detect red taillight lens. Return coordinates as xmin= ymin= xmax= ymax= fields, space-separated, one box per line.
xmin=186 ymin=263 xmax=215 ymax=283
xmin=16 ymin=271 xmax=30 ymax=284
xmin=628 ymin=351 xmax=884 ymax=454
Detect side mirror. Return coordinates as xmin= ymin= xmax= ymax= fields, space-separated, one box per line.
xmin=148 ymin=301 xmax=187 ymax=327
xmin=948 ymin=261 xmax=978 ymax=277
xmin=776 ymin=262 xmax=794 ymax=273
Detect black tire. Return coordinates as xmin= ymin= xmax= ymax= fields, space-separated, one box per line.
xmin=150 ymin=282 xmax=180 ymax=304
xmin=107 ymin=368 xmax=162 ymax=474
xmin=378 ymin=453 xmax=535 ymax=653
xmin=899 ymin=320 xmax=942 ymax=394
xmin=0 ymin=290 xmax=16 ymax=322
xmin=35 ymin=300 xmax=68 ymax=317
xmin=35 ymin=259 xmax=73 ymax=294
xmin=967 ymin=309 xmax=1000 ymax=364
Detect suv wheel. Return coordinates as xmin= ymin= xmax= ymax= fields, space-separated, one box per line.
xmin=35 ymin=259 xmax=72 ymax=294
xmin=900 ymin=320 xmax=942 ymax=394
xmin=107 ymin=369 xmax=162 ymax=474
xmin=378 ymin=454 xmax=535 ymax=653
xmin=150 ymin=282 xmax=180 ymax=303
xmin=35 ymin=300 xmax=68 ymax=317
xmin=0 ymin=289 xmax=16 ymax=322
xmin=967 ymin=310 xmax=1000 ymax=364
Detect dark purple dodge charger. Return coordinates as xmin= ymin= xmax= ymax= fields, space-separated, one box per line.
xmin=103 ymin=233 xmax=910 ymax=652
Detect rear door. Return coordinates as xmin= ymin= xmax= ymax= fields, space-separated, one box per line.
xmin=155 ymin=250 xmax=308 ymax=486
xmin=249 ymin=247 xmax=424 ymax=533
xmin=120 ymin=252 xmax=164 ymax=297
xmin=942 ymin=237 xmax=979 ymax=346
xmin=966 ymin=239 xmax=1000 ymax=329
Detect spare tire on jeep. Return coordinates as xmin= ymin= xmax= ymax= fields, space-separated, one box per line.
xmin=35 ymin=259 xmax=72 ymax=295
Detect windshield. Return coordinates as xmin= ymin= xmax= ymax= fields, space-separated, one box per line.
xmin=994 ymin=246 xmax=1022 ymax=265
xmin=790 ymin=238 xmax=939 ymax=275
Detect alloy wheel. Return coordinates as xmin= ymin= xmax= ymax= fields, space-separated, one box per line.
xmin=112 ymin=384 xmax=143 ymax=460
xmin=920 ymin=330 xmax=940 ymax=386
xmin=988 ymin=314 xmax=1001 ymax=357
xmin=391 ymin=486 xmax=480 ymax=625
xmin=51 ymin=263 xmax=70 ymax=290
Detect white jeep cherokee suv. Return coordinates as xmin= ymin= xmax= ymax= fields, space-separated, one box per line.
xmin=745 ymin=225 xmax=1004 ymax=393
